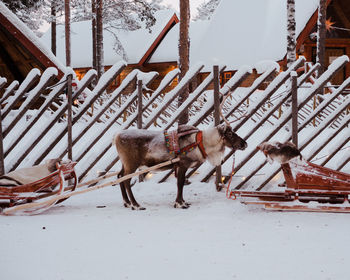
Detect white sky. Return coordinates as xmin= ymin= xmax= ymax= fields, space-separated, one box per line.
xmin=162 ymin=0 xmax=204 ymax=17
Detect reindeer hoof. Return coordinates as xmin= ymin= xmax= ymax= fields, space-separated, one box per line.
xmin=131 ymin=205 xmax=146 ymax=211
xmin=124 ymin=202 xmax=131 ymax=208
xmin=174 ymin=202 xmax=190 ymax=209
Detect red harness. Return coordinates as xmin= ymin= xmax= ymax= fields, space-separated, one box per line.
xmin=164 ymin=130 xmax=207 ymax=159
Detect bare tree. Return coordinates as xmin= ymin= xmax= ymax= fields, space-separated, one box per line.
xmin=96 ymin=0 xmax=104 ymax=78
xmin=178 ymin=0 xmax=190 ymax=125
xmin=51 ymin=1 xmax=57 ymax=55
xmin=65 ymin=0 xmax=71 ymax=67
xmin=194 ymin=0 xmax=220 ymax=21
xmin=92 ymin=0 xmax=97 ymax=74
xmin=286 ymin=0 xmax=296 ymax=68
xmin=316 ymin=0 xmax=327 ymax=77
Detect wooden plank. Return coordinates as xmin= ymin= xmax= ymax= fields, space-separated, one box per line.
xmin=291 ymin=72 xmax=298 ymax=146
xmin=264 ymin=203 xmax=350 ymax=213
xmin=0 ymin=80 xmax=18 ymax=104
xmin=4 ymin=76 xmax=67 ymax=158
xmin=8 ymin=73 xmax=96 ymax=171
xmin=33 ymin=62 xmax=126 ymax=166
xmin=2 ymin=69 xmax=40 ymax=120
xmin=3 ymin=71 xmax=57 ymax=138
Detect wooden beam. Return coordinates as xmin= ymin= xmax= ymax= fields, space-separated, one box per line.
xmin=0 ymin=42 xmax=24 ymax=81
xmin=333 ymin=0 xmax=350 ymax=30
xmin=0 ymin=12 xmax=64 ymax=79
xmin=138 ymin=14 xmax=179 ymax=66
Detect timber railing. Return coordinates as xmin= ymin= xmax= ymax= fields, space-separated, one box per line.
xmin=0 ymin=55 xmax=349 ymax=191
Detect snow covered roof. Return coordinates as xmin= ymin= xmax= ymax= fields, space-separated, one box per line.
xmin=0 ymin=2 xmax=67 ymax=80
xmin=148 ymin=20 xmax=210 ymax=64
xmin=149 ymin=0 xmax=320 ymax=72
xmin=40 ymin=10 xmax=179 ymax=68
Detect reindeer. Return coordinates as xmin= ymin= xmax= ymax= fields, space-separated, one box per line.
xmin=114 ymin=124 xmax=246 ymax=210
xmin=113 ymin=98 xmax=248 ymax=210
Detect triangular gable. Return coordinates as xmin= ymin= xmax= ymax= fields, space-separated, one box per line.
xmin=0 ymin=3 xmax=66 ymax=82
xmin=138 ymin=13 xmax=179 ymax=66
xmin=40 ymin=10 xmax=178 ymax=68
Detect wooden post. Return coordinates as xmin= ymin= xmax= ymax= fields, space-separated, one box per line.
xmin=0 ymin=108 xmax=4 ymax=175
xmin=291 ymin=71 xmax=298 ymax=147
xmin=137 ymin=79 xmax=143 ymax=182
xmin=213 ymin=65 xmax=222 ymax=191
xmin=67 ymin=74 xmax=73 ymax=160
xmin=137 ymin=80 xmax=143 ymax=129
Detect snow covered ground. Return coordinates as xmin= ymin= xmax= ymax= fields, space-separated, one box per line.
xmin=1 ymin=173 xmax=350 ymax=280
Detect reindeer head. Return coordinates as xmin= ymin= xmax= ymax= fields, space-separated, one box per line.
xmin=217 ymin=92 xmax=247 ymax=151
xmin=218 ymin=124 xmax=247 ymax=151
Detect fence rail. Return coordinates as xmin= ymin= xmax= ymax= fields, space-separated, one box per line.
xmin=0 ymin=56 xmax=349 ymax=191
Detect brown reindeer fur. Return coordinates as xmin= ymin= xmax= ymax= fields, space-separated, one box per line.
xmin=257 ymin=141 xmax=302 ymax=164
xmin=114 ymin=124 xmax=247 ymax=210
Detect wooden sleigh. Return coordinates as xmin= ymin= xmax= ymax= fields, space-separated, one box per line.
xmin=0 ymin=161 xmax=78 ymax=215
xmin=1 ymin=158 xmax=180 ymax=215
xmin=232 ymin=159 xmax=350 ymax=213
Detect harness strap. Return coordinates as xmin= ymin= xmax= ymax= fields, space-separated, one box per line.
xmin=196 ymin=131 xmax=208 ymax=159
xmin=180 ymin=131 xmax=207 ymax=159
xmin=164 ymin=130 xmax=207 ymax=159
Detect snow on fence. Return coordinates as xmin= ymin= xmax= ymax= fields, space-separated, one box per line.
xmin=0 ymin=55 xmax=349 ymax=191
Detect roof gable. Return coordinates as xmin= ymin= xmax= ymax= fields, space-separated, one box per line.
xmin=0 ymin=2 xmax=66 ymax=82
xmin=40 ymin=10 xmax=179 ymax=68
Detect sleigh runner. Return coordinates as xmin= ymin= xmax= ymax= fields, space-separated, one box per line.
xmin=0 ymin=161 xmax=78 ymax=214
xmin=231 ymin=142 xmax=350 ymax=213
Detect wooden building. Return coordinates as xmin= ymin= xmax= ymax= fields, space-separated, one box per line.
xmin=41 ymin=10 xmax=179 ymax=93
xmin=0 ymin=2 xmax=66 ymax=83
xmin=149 ymin=0 xmax=350 ymax=88
xmin=297 ymin=0 xmax=350 ymax=85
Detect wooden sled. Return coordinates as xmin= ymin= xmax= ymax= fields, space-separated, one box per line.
xmin=1 ymin=158 xmax=180 ymax=215
xmin=0 ymin=161 xmax=77 ymax=215
xmin=233 ymin=159 xmax=350 ymax=213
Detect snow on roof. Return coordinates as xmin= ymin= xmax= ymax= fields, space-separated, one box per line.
xmin=40 ymin=10 xmax=177 ymax=68
xmin=192 ymin=0 xmax=319 ymax=71
xmin=148 ymin=20 xmax=210 ymax=64
xmin=150 ymin=0 xmax=319 ymax=72
xmin=0 ymin=2 xmax=67 ymax=74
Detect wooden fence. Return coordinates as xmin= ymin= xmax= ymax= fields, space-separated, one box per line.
xmin=0 ymin=55 xmax=349 ymax=191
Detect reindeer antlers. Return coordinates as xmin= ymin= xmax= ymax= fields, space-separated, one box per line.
xmin=219 ymin=92 xmax=247 ymax=125
xmin=219 ymin=92 xmax=232 ymax=126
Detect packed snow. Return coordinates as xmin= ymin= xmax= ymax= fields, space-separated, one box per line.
xmin=1 ymin=173 xmax=350 ymax=280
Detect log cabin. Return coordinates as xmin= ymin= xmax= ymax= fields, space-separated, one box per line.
xmin=40 ymin=10 xmax=179 ymax=94
xmin=148 ymin=0 xmax=350 ymax=89
xmin=0 ymin=2 xmax=66 ymax=83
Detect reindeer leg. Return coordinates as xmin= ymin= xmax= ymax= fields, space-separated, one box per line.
xmin=174 ymin=166 xmax=190 ymax=209
xmin=118 ymin=167 xmax=131 ymax=208
xmin=124 ymin=178 xmax=146 ymax=210
xmin=120 ymin=182 xmax=131 ymax=208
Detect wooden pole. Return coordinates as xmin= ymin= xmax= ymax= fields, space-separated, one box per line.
xmin=64 ymin=0 xmax=71 ymax=67
xmin=137 ymin=79 xmax=143 ymax=182
xmin=291 ymin=71 xmax=298 ymax=147
xmin=0 ymin=108 xmax=4 ymax=175
xmin=67 ymin=74 xmax=73 ymax=160
xmin=178 ymin=0 xmax=190 ymax=125
xmin=137 ymin=80 xmax=143 ymax=129
xmin=213 ymin=65 xmax=222 ymax=191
